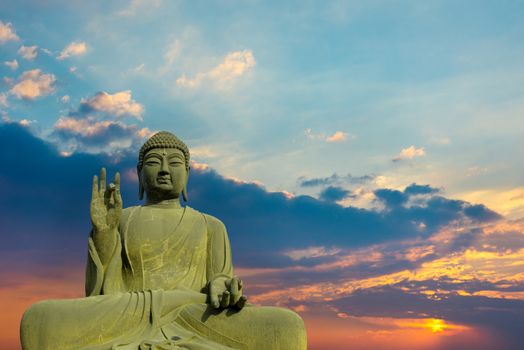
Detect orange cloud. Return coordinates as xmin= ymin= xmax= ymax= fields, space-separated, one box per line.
xmin=57 ymin=41 xmax=87 ymax=60
xmin=177 ymin=50 xmax=256 ymax=88
xmin=0 ymin=21 xmax=19 ymax=43
xmin=10 ymin=69 xmax=56 ymax=100
xmin=80 ymin=90 xmax=144 ymax=119
xmin=4 ymin=59 xmax=18 ymax=70
xmin=326 ymin=131 xmax=348 ymax=143
xmin=18 ymin=45 xmax=38 ymax=60
xmin=392 ymin=145 xmax=425 ymax=162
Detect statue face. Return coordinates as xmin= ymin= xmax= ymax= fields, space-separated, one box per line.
xmin=140 ymin=147 xmax=187 ymax=201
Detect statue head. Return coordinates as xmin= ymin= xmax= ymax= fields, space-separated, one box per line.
xmin=137 ymin=131 xmax=190 ymax=202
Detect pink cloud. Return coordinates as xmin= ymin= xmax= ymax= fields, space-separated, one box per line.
xmin=57 ymin=41 xmax=87 ymax=60
xmin=392 ymin=145 xmax=425 ymax=162
xmin=177 ymin=49 xmax=256 ymax=88
xmin=0 ymin=21 xmax=19 ymax=43
xmin=80 ymin=91 xmax=144 ymax=119
xmin=10 ymin=69 xmax=56 ymax=100
xmin=18 ymin=45 xmax=38 ymax=60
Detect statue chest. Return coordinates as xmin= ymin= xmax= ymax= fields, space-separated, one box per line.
xmin=123 ymin=206 xmax=209 ymax=291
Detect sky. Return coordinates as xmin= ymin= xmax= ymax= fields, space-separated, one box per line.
xmin=1 ymin=0 xmax=524 ymax=349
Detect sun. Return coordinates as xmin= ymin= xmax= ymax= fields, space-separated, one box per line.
xmin=427 ymin=319 xmax=447 ymax=333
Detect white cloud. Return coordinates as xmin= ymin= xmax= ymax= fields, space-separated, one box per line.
xmin=55 ymin=117 xmax=116 ymax=137
xmin=164 ymin=39 xmax=181 ymax=66
xmin=208 ymin=50 xmax=256 ymax=82
xmin=57 ymin=41 xmax=87 ymax=60
xmin=18 ymin=45 xmax=38 ymax=60
xmin=177 ymin=49 xmax=256 ymax=88
xmin=429 ymin=136 xmax=451 ymax=145
xmin=41 ymin=47 xmax=53 ymax=55
xmin=53 ymin=116 xmax=152 ymax=154
xmin=80 ymin=90 xmax=144 ymax=119
xmin=284 ymin=246 xmax=342 ymax=260
xmin=326 ymin=131 xmax=348 ymax=143
xmin=10 ymin=69 xmax=56 ymax=100
xmin=118 ymin=0 xmax=163 ymax=16
xmin=0 ymin=93 xmax=8 ymax=107
xmin=0 ymin=21 xmax=19 ymax=43
xmin=134 ymin=63 xmax=145 ymax=72
xmin=4 ymin=59 xmax=18 ymax=70
xmin=305 ymin=128 xmax=352 ymax=143
xmin=392 ymin=145 xmax=426 ymax=162
xmin=19 ymin=119 xmax=34 ymax=126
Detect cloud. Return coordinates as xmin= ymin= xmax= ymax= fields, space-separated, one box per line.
xmin=50 ymin=90 xmax=147 ymax=154
xmin=53 ymin=116 xmax=152 ymax=154
xmin=392 ymin=145 xmax=425 ymax=162
xmin=0 ymin=93 xmax=8 ymax=107
xmin=118 ymin=0 xmax=163 ymax=16
xmin=305 ymin=128 xmax=353 ymax=143
xmin=4 ymin=59 xmax=18 ymax=70
xmin=57 ymin=41 xmax=87 ymax=60
xmin=18 ymin=45 xmax=38 ymax=60
xmin=319 ymin=186 xmax=355 ymax=202
xmin=61 ymin=95 xmax=70 ymax=103
xmin=79 ymin=91 xmax=144 ymax=120
xmin=177 ymin=49 xmax=256 ymax=88
xmin=9 ymin=69 xmax=56 ymax=100
xmin=284 ymin=246 xmax=342 ymax=261
xmin=326 ymin=131 xmax=348 ymax=143
xmin=403 ymin=183 xmax=441 ymax=196
xmin=429 ymin=136 xmax=451 ymax=145
xmin=164 ymin=39 xmax=181 ymax=66
xmin=0 ymin=21 xmax=19 ymax=43
xmin=298 ymin=173 xmax=376 ymax=187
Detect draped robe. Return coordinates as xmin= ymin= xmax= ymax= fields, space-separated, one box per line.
xmin=20 ymin=205 xmax=307 ymax=350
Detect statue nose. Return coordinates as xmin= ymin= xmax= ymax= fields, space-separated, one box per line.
xmin=159 ymin=158 xmax=170 ymax=173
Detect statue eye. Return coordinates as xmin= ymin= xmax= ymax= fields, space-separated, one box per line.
xmin=145 ymin=160 xmax=161 ymax=166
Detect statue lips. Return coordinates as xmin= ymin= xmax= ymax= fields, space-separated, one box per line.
xmin=157 ymin=176 xmax=171 ymax=185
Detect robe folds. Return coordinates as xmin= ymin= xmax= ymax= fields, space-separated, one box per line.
xmin=20 ymin=206 xmax=307 ymax=350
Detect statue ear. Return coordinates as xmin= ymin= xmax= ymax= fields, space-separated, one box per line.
xmin=182 ymin=166 xmax=190 ymax=202
xmin=138 ymin=167 xmax=144 ymax=200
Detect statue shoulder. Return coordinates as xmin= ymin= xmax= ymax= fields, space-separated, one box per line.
xmin=121 ymin=206 xmax=140 ymax=223
xmin=201 ymin=212 xmax=227 ymax=234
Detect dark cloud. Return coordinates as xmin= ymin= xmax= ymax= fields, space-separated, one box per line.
xmin=404 ymin=183 xmax=441 ymax=196
xmin=298 ymin=173 xmax=376 ymax=187
xmin=318 ymin=186 xmax=355 ymax=202
xmin=52 ymin=117 xmax=148 ymax=155
xmin=0 ymin=123 xmax=503 ymax=273
xmin=49 ymin=90 xmax=150 ymax=154
xmin=329 ymin=285 xmax=524 ymax=349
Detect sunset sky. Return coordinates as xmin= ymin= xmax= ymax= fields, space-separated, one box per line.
xmin=1 ymin=1 xmax=524 ymax=349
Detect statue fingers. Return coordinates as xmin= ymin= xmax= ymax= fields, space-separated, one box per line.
xmin=220 ymin=291 xmax=230 ymax=308
xmin=99 ymin=168 xmax=106 ymax=194
xmin=229 ymin=278 xmax=241 ymax=305
xmin=92 ymin=175 xmax=99 ymax=199
xmin=114 ymin=172 xmax=121 ymax=188
xmin=104 ymin=184 xmax=112 ymax=206
xmin=237 ymin=277 xmax=243 ymax=291
xmin=209 ymin=283 xmax=220 ymax=309
xmin=235 ymin=295 xmax=247 ymax=310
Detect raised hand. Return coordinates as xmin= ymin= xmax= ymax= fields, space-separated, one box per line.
xmin=209 ymin=276 xmax=247 ymax=310
xmin=90 ymin=168 xmax=122 ymax=233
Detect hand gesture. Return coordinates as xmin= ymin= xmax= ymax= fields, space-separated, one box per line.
xmin=90 ymin=168 xmax=122 ymax=233
xmin=209 ymin=276 xmax=247 ymax=310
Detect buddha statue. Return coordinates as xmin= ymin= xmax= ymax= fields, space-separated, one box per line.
xmin=20 ymin=131 xmax=307 ymax=350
